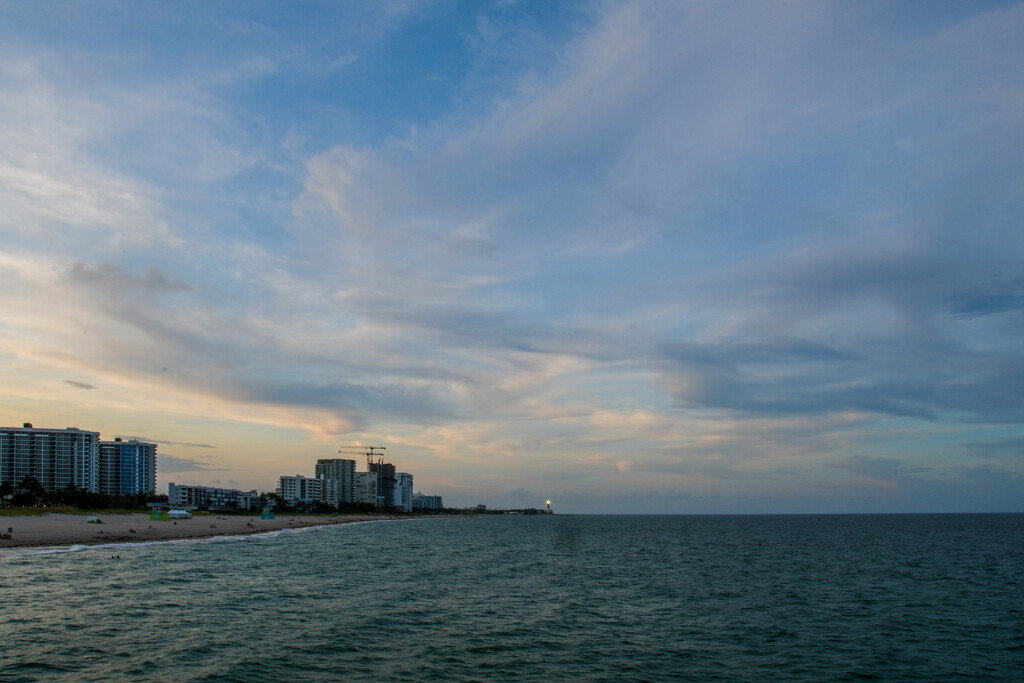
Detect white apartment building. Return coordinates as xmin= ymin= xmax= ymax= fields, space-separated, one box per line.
xmin=352 ymin=471 xmax=378 ymax=506
xmin=278 ymin=474 xmax=336 ymax=506
xmin=168 ymin=483 xmax=259 ymax=510
xmin=412 ymin=492 xmax=443 ymax=510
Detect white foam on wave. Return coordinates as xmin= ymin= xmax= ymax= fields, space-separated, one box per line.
xmin=18 ymin=544 xmax=91 ymax=556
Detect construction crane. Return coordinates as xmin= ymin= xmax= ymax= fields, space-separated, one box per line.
xmin=337 ymin=445 xmax=386 ymax=469
xmin=337 ymin=445 xmax=388 ymax=510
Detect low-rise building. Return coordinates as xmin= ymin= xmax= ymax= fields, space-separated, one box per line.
xmin=412 ymin=492 xmax=443 ymax=510
xmin=237 ymin=491 xmax=262 ymax=510
xmin=168 ymin=483 xmax=257 ymax=510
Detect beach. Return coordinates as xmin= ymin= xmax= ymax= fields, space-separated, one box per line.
xmin=0 ymin=512 xmax=384 ymax=549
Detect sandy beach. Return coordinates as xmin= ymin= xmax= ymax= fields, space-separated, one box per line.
xmin=0 ymin=512 xmax=384 ymax=549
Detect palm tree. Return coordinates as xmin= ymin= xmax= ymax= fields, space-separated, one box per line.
xmin=17 ymin=475 xmax=47 ymax=504
xmin=11 ymin=475 xmax=46 ymax=507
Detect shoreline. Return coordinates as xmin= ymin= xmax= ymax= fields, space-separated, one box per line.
xmin=0 ymin=512 xmax=388 ymax=550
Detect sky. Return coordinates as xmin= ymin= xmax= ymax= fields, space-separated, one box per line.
xmin=1 ymin=0 xmax=1022 ymax=513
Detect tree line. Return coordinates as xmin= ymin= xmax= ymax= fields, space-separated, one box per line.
xmin=0 ymin=475 xmax=168 ymax=510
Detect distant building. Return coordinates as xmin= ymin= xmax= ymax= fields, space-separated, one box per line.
xmin=394 ymin=472 xmax=413 ymax=512
xmin=0 ymin=424 xmax=100 ymax=493
xmin=369 ymin=462 xmax=397 ymax=508
xmin=278 ymin=474 xmax=336 ymax=506
xmin=412 ymin=492 xmax=443 ymax=510
xmin=238 ymin=491 xmax=262 ymax=510
xmin=168 ymin=483 xmax=258 ymax=510
xmin=352 ymin=471 xmax=378 ymax=506
xmin=97 ymin=441 xmax=120 ymax=496
xmin=314 ymin=458 xmax=355 ymax=506
xmin=278 ymin=474 xmax=304 ymax=504
xmin=99 ymin=438 xmax=157 ymax=496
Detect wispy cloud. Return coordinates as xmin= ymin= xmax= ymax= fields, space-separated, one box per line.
xmin=960 ymin=437 xmax=1024 ymax=460
xmin=158 ymin=455 xmax=228 ymax=473
xmin=127 ymin=439 xmax=216 ymax=449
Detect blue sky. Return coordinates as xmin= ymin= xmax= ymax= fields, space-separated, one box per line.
xmin=1 ymin=1 xmax=1022 ymax=513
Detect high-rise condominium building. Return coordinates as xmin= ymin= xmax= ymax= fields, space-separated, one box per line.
xmin=0 ymin=424 xmax=100 ymax=493
xmin=314 ymin=458 xmax=355 ymax=506
xmin=99 ymin=438 xmax=157 ymax=496
xmin=369 ymin=462 xmax=397 ymax=508
xmin=394 ymin=472 xmax=413 ymax=512
xmin=352 ymin=471 xmax=378 ymax=506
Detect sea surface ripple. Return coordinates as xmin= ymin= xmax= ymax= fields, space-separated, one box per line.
xmin=2 ymin=514 xmax=1022 ymax=681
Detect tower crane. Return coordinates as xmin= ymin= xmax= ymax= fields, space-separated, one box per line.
xmin=337 ymin=445 xmax=386 ymax=469
xmin=337 ymin=445 xmax=388 ymax=510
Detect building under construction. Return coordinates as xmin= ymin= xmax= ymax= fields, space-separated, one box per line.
xmin=369 ymin=461 xmax=397 ymax=509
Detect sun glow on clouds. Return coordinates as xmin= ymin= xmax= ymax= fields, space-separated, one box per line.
xmin=0 ymin=1 xmax=1023 ymax=511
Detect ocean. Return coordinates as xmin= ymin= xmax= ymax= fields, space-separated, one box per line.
xmin=2 ymin=514 xmax=1022 ymax=681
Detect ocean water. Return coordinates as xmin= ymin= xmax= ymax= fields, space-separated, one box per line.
xmin=2 ymin=514 xmax=1023 ymax=681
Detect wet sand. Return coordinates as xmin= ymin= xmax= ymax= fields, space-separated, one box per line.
xmin=0 ymin=512 xmax=384 ymax=549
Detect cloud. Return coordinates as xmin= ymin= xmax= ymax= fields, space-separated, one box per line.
xmin=157 ymin=455 xmax=227 ymax=474
xmin=0 ymin=60 xmax=181 ymax=253
xmin=833 ymin=455 xmax=911 ymax=484
xmin=293 ymin=0 xmax=1024 ymax=420
xmin=949 ymin=279 xmax=1024 ymax=319
xmin=62 ymin=380 xmax=95 ymax=390
xmin=130 ymin=439 xmax=216 ymax=449
xmin=64 ymin=263 xmax=192 ymax=294
xmin=960 ymin=437 xmax=1024 ymax=460
xmin=650 ymin=232 xmax=1024 ymax=423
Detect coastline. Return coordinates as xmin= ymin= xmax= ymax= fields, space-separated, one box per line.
xmin=0 ymin=512 xmax=386 ymax=550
